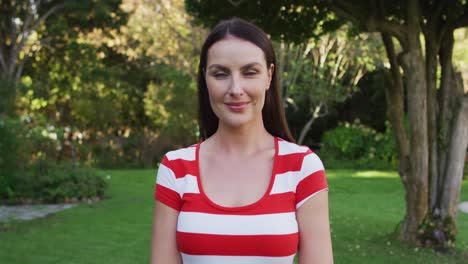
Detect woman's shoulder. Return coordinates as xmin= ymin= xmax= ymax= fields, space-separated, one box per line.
xmin=276 ymin=137 xmax=313 ymax=157
xmin=276 ymin=137 xmax=324 ymax=169
xmin=163 ymin=143 xmax=198 ymax=162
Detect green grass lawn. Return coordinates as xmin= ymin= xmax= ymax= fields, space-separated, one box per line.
xmin=0 ymin=169 xmax=467 ymax=263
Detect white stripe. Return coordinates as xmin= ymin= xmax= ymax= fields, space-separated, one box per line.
xmin=270 ymin=171 xmax=297 ymax=194
xmin=271 ymin=153 xmax=325 ymax=196
xmin=299 ymin=153 xmax=324 ymax=181
xmin=177 ymin=212 xmax=298 ymax=235
xmin=177 ymin=174 xmax=199 ymax=194
xmin=180 ymin=253 xmax=296 ymax=264
xmin=157 ymin=164 xmax=199 ymax=197
xmin=166 ymin=147 xmax=196 ymax=161
xmin=156 ymin=163 xmax=177 ymax=190
xmin=296 ymin=188 xmax=329 ymax=209
xmin=278 ymin=141 xmax=309 ymax=156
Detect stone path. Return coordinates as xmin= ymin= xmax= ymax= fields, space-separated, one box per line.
xmin=0 ymin=204 xmax=78 ymax=223
xmin=459 ymin=201 xmax=468 ymax=214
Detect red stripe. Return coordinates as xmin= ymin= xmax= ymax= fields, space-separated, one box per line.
xmin=275 ymin=148 xmax=313 ymax=175
xmin=181 ymin=192 xmax=295 ymax=215
xmin=177 ymin=232 xmax=298 ymax=256
xmin=296 ymin=170 xmax=328 ymax=204
xmin=275 ymin=153 xmax=303 ymax=174
xmin=162 ymin=157 xmax=197 ymax=179
xmin=155 ymin=184 xmax=181 ymax=211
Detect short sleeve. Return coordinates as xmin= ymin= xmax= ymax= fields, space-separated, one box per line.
xmin=295 ymin=151 xmax=328 ymax=209
xmin=154 ymin=155 xmax=182 ymax=211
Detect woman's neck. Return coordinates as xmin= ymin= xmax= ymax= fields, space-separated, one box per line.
xmin=207 ymin=122 xmax=274 ymax=156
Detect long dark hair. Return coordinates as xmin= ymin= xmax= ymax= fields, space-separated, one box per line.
xmin=197 ymin=18 xmax=294 ymax=142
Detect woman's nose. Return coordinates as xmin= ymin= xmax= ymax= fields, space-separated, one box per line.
xmin=229 ymin=74 xmax=244 ymax=96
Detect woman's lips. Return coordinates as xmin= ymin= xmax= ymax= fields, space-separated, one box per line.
xmin=225 ymin=102 xmax=249 ymax=112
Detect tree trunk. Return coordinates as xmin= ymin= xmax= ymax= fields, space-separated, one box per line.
xmin=397 ymin=0 xmax=429 ymax=244
xmin=381 ymin=33 xmax=411 ymax=184
xmin=326 ymin=0 xmax=467 ymax=249
xmin=439 ymin=74 xmax=468 ymax=221
xmin=437 ymin=32 xmax=456 ymax=200
xmin=297 ymin=105 xmax=324 ymax=145
xmin=399 ymin=49 xmax=429 ymax=244
xmin=425 ymin=38 xmax=439 ymax=212
xmin=435 ymin=28 xmax=468 ymax=225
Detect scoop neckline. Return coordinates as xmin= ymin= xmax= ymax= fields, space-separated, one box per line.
xmin=195 ymin=136 xmax=279 ymax=212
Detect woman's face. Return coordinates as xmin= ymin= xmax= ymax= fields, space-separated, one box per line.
xmin=205 ymin=36 xmax=273 ymax=130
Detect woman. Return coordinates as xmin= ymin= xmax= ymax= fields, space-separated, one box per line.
xmin=151 ymin=18 xmax=333 ymax=264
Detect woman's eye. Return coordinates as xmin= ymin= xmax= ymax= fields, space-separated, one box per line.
xmin=213 ymin=72 xmax=228 ymax=78
xmin=244 ymin=71 xmax=258 ymax=76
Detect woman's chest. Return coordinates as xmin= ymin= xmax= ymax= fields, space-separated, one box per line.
xmin=199 ymin=152 xmax=275 ymax=208
xmin=176 ymin=201 xmax=299 ymax=260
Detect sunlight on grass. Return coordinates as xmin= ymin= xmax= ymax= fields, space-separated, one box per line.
xmin=325 ymin=170 xmax=398 ymax=179
xmin=352 ymin=170 xmax=398 ymax=178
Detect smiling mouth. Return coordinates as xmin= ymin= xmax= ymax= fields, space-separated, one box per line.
xmin=225 ymin=102 xmax=249 ymax=111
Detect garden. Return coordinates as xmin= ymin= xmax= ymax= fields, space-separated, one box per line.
xmin=1 ymin=0 xmax=467 ymax=263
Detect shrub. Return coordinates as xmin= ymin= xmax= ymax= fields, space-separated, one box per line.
xmin=2 ymin=159 xmax=108 ymax=204
xmin=320 ymin=119 xmax=398 ymax=169
xmin=0 ymin=116 xmax=26 ymax=196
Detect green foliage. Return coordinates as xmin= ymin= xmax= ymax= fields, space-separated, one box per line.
xmin=185 ymin=0 xmax=342 ymax=43
xmin=2 ymin=159 xmax=107 ymax=204
xmin=276 ymin=26 xmax=384 ymax=144
xmin=0 ymin=79 xmax=17 ymax=115
xmin=91 ymin=129 xmax=162 ymax=169
xmin=144 ymin=63 xmax=198 ymax=143
xmin=321 ymin=120 xmax=397 ymax=169
xmin=0 ymin=115 xmax=107 ymax=203
xmin=0 ymin=116 xmax=24 ymax=196
xmin=418 ymin=214 xmax=457 ymax=250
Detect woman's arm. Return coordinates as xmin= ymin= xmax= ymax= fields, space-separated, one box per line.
xmin=150 ymin=201 xmax=182 ymax=264
xmin=296 ymin=190 xmax=333 ymax=264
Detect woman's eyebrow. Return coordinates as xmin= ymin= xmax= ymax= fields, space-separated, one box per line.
xmin=207 ymin=62 xmax=263 ymax=71
xmin=240 ymin=62 xmax=262 ymax=70
xmin=207 ymin=64 xmax=229 ymax=71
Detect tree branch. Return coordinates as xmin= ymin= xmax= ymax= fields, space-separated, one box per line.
xmin=7 ymin=1 xmax=66 ymax=80
xmin=14 ymin=55 xmax=29 ymax=84
xmin=327 ymin=0 xmax=361 ymax=25
xmin=8 ymin=11 xmax=20 ymax=75
xmin=381 ymin=32 xmax=410 ymax=170
xmin=17 ymin=1 xmax=66 ymax=54
xmin=30 ymin=2 xmax=66 ymax=33
xmin=327 ymin=0 xmax=407 ymax=48
xmin=12 ymin=1 xmax=36 ymax=73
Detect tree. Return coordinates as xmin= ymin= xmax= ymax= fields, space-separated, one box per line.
xmin=115 ymin=0 xmax=207 ymax=78
xmin=0 ymin=0 xmax=126 ymax=114
xmin=115 ymin=0 xmax=205 ymax=143
xmin=276 ymin=28 xmax=381 ymax=144
xmin=325 ymin=0 xmax=468 ymax=248
xmin=185 ymin=0 xmax=468 ymax=248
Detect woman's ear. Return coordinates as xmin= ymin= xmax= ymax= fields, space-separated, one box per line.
xmin=267 ymin=63 xmax=274 ymax=90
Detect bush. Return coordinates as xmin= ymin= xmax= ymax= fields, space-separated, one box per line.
xmin=0 ymin=115 xmax=108 ymax=204
xmin=0 ymin=116 xmax=26 ymax=196
xmin=2 ymin=159 xmax=108 ymax=204
xmin=320 ymin=119 xmax=398 ymax=169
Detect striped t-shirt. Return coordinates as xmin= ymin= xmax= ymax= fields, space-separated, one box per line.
xmin=154 ymin=137 xmax=328 ymax=264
